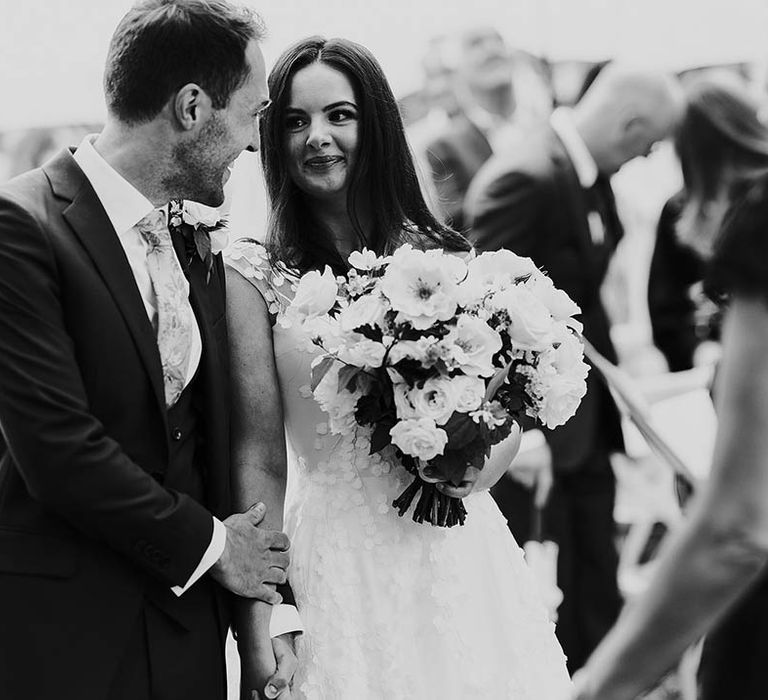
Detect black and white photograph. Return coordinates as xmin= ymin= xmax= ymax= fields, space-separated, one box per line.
xmin=1 ymin=1 xmax=767 ymax=698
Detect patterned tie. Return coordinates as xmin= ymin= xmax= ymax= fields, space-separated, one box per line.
xmin=136 ymin=208 xmax=194 ymax=408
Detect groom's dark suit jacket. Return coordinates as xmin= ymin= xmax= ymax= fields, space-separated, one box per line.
xmin=0 ymin=149 xmax=232 ymax=698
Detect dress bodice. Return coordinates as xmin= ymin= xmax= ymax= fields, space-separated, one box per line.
xmin=226 ymin=240 xmax=414 ymax=543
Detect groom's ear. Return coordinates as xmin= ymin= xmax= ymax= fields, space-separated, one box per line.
xmin=173 ymin=83 xmax=212 ymax=131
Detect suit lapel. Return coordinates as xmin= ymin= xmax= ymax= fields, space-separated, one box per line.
xmin=45 ymin=150 xmax=169 ymax=432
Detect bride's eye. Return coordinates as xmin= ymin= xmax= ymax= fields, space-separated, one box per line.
xmin=285 ymin=115 xmax=308 ymax=131
xmin=329 ymin=108 xmax=357 ymax=124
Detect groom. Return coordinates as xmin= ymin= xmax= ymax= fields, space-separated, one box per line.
xmin=0 ymin=2 xmax=296 ymax=699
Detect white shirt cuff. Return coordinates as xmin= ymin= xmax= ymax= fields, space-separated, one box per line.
xmin=270 ymin=604 xmax=304 ymax=638
xmin=519 ymin=428 xmax=546 ymax=454
xmin=171 ymin=516 xmax=227 ymax=597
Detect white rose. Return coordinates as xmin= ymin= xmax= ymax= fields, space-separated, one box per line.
xmin=380 ymin=245 xmax=465 ymax=330
xmin=287 ymin=266 xmax=338 ymax=324
xmin=209 ymin=227 xmax=230 ymax=256
xmin=339 ymin=293 xmax=389 ymax=331
xmin=409 ymin=377 xmax=458 ymax=425
xmin=444 ymin=314 xmax=502 ymax=377
xmin=390 ymin=418 xmax=449 ymax=461
xmin=182 ymin=200 xmax=222 ymax=228
xmin=494 ymin=286 xmax=555 ymax=351
xmin=452 ymin=375 xmax=486 ymax=412
xmin=338 ymin=339 xmax=387 ymax=369
xmin=538 ymin=374 xmax=587 ymax=429
xmin=549 ymin=328 xmax=589 ymax=377
xmin=526 ymin=272 xmax=581 ymax=321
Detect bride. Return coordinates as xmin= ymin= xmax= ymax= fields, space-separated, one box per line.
xmin=225 ymin=36 xmax=572 ymax=699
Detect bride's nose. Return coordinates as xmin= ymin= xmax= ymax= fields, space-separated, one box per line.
xmin=306 ymin=121 xmax=332 ymax=150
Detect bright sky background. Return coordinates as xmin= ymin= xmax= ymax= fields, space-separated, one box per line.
xmin=1 ymin=0 xmax=767 ymax=129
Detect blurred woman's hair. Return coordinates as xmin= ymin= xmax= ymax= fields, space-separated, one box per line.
xmin=259 ymin=36 xmax=470 ymax=275
xmin=675 ymin=74 xmax=768 ymax=257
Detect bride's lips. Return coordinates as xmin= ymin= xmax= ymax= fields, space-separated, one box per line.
xmin=304 ymin=155 xmax=344 ymax=171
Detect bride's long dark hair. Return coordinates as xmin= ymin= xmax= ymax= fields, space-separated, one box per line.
xmin=259 ymin=36 xmax=470 ymax=275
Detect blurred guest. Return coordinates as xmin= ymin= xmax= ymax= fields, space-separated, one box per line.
xmin=649 ymin=77 xmax=764 ymax=373
xmin=648 ymin=192 xmax=722 ymax=371
xmin=410 ymin=34 xmax=462 ymax=141
xmin=425 ymin=27 xmax=524 ymax=231
xmin=407 ymin=34 xmax=462 ymax=216
xmin=574 ymin=77 xmax=768 ymax=700
xmin=466 ymin=63 xmax=683 ymax=672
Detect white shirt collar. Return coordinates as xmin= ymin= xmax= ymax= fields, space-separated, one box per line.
xmin=549 ymin=107 xmax=598 ymax=189
xmin=72 ymin=135 xmax=156 ymax=237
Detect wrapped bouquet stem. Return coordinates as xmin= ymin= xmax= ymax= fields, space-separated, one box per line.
xmin=288 ymin=245 xmax=589 ymax=526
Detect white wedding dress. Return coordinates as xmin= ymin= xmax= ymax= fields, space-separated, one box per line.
xmin=227 ymin=240 xmax=572 ymax=699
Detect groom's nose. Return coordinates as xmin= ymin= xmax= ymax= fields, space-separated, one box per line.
xmin=245 ymin=123 xmax=261 ymax=153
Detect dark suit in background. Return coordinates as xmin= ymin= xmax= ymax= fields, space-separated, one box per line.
xmin=0 ymin=150 xmax=232 ymax=700
xmin=466 ymin=125 xmax=625 ymax=671
xmin=648 ymin=192 xmax=719 ymax=371
xmin=426 ymin=113 xmax=493 ymax=232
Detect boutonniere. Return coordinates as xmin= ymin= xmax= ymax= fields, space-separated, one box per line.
xmin=168 ymin=199 xmax=229 ymax=283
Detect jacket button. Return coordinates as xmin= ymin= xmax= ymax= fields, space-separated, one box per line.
xmin=171 ymin=428 xmax=182 ymax=441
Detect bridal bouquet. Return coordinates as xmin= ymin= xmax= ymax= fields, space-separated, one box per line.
xmin=285 ymin=245 xmax=589 ymax=527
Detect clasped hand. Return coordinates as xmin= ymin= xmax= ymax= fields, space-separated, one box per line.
xmin=211 ymin=502 xmax=290 ymax=602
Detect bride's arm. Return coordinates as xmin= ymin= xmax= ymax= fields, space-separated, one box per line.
xmin=226 ymin=266 xmax=291 ymax=695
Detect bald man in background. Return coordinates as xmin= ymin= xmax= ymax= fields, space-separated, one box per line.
xmin=466 ymin=64 xmax=684 ymax=671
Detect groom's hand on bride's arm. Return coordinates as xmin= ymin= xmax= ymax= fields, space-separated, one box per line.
xmin=210 ymin=502 xmax=291 ymax=601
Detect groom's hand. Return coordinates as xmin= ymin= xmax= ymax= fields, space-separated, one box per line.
xmin=211 ymin=502 xmax=290 ymax=601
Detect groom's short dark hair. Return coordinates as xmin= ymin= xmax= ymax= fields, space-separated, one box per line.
xmin=104 ymin=0 xmax=266 ymax=124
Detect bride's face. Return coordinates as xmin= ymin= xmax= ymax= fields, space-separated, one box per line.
xmin=283 ymin=63 xmax=359 ymax=203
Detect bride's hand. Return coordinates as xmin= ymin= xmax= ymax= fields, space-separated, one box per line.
xmin=263 ymin=633 xmax=298 ymax=698
xmin=434 ymin=466 xmax=481 ymax=499
xmin=239 ymin=639 xmax=277 ymax=700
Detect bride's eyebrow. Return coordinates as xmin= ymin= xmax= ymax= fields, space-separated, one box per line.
xmin=323 ymin=101 xmax=357 ymax=111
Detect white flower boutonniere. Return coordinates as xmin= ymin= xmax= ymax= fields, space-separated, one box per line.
xmin=169 ymin=199 xmax=229 ymax=282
